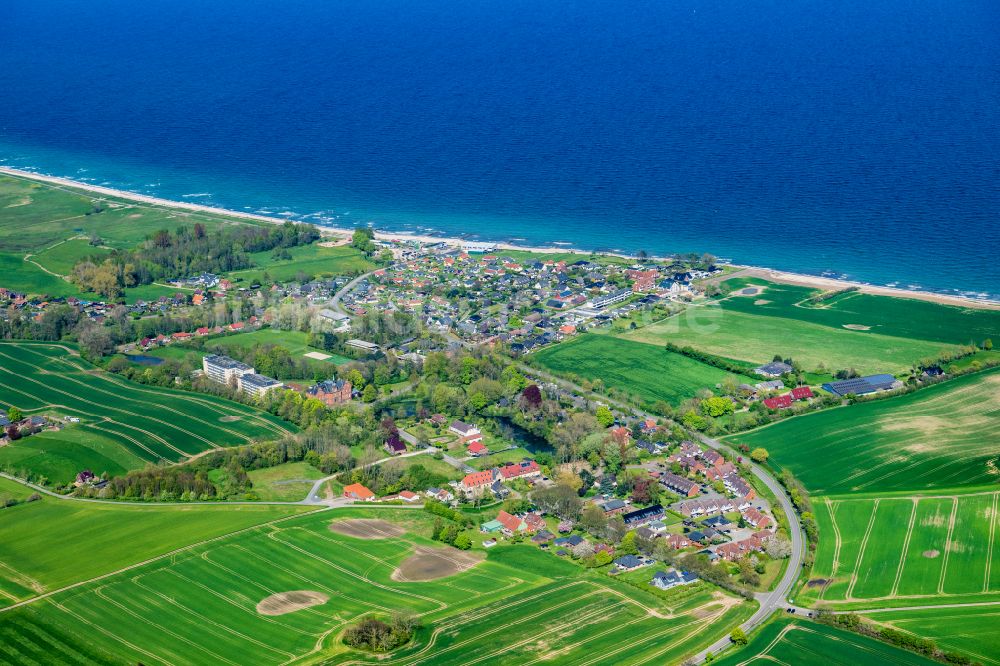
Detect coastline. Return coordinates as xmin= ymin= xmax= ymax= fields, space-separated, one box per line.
xmin=2 ymin=166 xmax=997 ymax=310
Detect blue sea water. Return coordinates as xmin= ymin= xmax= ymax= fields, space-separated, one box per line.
xmin=1 ymin=0 xmax=998 ymax=298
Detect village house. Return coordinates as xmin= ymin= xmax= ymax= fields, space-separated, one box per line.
xmin=741 ymin=507 xmax=772 ymax=530
xmin=613 ymin=554 xmax=646 ymax=572
xmin=601 ymin=498 xmax=628 ymax=515
xmin=650 ymin=569 xmax=698 ymax=590
xmin=398 ymin=490 xmax=420 ymax=503
xmin=460 ymin=469 xmax=496 ymax=496
xmin=449 ymin=420 xmax=483 ymax=444
xmin=661 ymin=472 xmax=699 ymax=498
xmin=497 ymin=459 xmax=541 ymax=481
xmin=384 ymin=433 xmax=406 ymax=455
xmin=343 ymin=483 xmax=375 ymax=501
xmin=467 ymin=441 xmax=488 ymax=457
xmin=622 ymin=504 xmax=664 ymax=527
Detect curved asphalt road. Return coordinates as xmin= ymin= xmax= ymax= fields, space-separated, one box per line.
xmin=518 ymin=364 xmax=806 ymax=663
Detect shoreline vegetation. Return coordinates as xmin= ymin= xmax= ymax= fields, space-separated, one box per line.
xmin=2 ymin=166 xmax=996 ymax=310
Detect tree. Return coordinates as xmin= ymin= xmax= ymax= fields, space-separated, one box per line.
xmin=362 ymin=384 xmax=377 ymax=402
xmin=453 ymin=531 xmax=473 ymax=550
xmin=730 ymin=627 xmax=748 ymax=646
xmin=593 ymin=550 xmax=613 ymax=567
xmin=700 ymin=396 xmax=735 ymax=417
xmin=7 ymin=407 xmax=22 ymax=424
xmin=618 ymin=531 xmax=639 ymax=555
xmin=520 ymin=384 xmax=543 ymax=410
xmin=750 ymin=448 xmax=769 ymax=464
xmin=984 ymin=338 xmax=993 ymax=351
xmin=595 ymin=405 xmax=614 ymax=428
xmin=763 ymin=536 xmax=792 ymax=559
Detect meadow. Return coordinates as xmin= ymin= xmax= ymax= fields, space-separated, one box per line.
xmin=207 ymin=328 xmax=352 ymax=365
xmin=720 ymin=278 xmax=1000 ymax=347
xmin=532 ymin=334 xmax=740 ymax=405
xmin=798 ymin=490 xmax=1000 ymax=610
xmin=713 ymin=616 xmax=938 ymax=665
xmin=228 ymin=243 xmax=373 ymax=283
xmin=0 ymin=173 xmax=272 ymax=254
xmin=620 ymin=302 xmax=955 ymax=376
xmin=0 ymin=341 xmax=295 ymax=478
xmin=246 ymin=462 xmax=326 ymax=502
xmin=0 ymin=505 xmax=755 ymax=665
xmin=726 ymin=368 xmax=1000 ymax=495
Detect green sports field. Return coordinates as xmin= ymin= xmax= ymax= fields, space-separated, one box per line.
xmin=713 ymin=616 xmax=938 ymax=665
xmin=208 ymin=328 xmax=352 ymax=365
xmin=726 ymin=368 xmax=1000 ymax=495
xmin=0 ymin=342 xmax=295 ymax=476
xmin=532 ymin=334 xmax=741 ymax=405
xmin=0 ymin=504 xmax=754 ymax=665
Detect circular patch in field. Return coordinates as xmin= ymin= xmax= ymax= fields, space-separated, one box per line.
xmin=218 ymin=415 xmax=242 ymax=422
xmin=754 ymin=299 xmax=772 ymax=305
xmin=391 ymin=546 xmax=484 ymax=582
xmin=842 ymin=324 xmax=871 ymax=331
xmin=806 ymin=578 xmax=829 ymax=588
xmin=329 ymin=519 xmax=406 ymax=540
xmin=923 ymin=550 xmax=940 ymax=559
xmin=256 ymin=590 xmax=328 ymax=616
xmin=740 ymin=287 xmax=760 ymax=296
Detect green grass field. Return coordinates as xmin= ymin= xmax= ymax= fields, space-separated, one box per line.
xmin=0 ymin=426 xmax=147 ymax=485
xmin=30 ymin=238 xmax=110 ymax=276
xmin=533 ymin=334 xmax=741 ymax=405
xmin=246 ymin=462 xmax=325 ymax=502
xmin=228 ymin=243 xmax=373 ymax=283
xmin=0 ymin=505 xmax=754 ymax=665
xmin=858 ymin=605 xmax=1000 ymax=666
xmin=620 ymin=304 xmax=956 ymax=377
xmin=798 ymin=491 xmax=1000 ymax=610
xmin=0 ymin=173 xmax=272 ymax=254
xmin=0 ymin=341 xmax=295 ymax=478
xmin=0 ymin=489 xmax=311 ymax=608
xmin=721 ymin=278 xmax=1000 ymax=347
xmin=726 ymin=368 xmax=1000 ymax=494
xmin=713 ymin=616 xmax=938 ymax=665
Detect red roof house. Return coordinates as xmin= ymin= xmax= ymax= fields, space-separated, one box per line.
xmin=791 ymin=386 xmax=814 ymax=400
xmin=763 ymin=394 xmax=793 ymax=410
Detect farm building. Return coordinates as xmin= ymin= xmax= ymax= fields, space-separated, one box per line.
xmin=822 ymin=374 xmax=903 ymax=396
xmin=754 ymin=361 xmax=793 ymax=377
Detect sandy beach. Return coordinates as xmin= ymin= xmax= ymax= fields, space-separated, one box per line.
xmin=2 ymin=166 xmax=996 ymax=310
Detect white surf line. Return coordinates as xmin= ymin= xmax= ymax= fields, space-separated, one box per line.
xmin=846 ymin=499 xmax=880 ymax=601
xmin=937 ymin=496 xmax=960 ymax=595
xmin=985 ymin=492 xmax=998 ymax=593
xmin=890 ymin=498 xmax=919 ymax=598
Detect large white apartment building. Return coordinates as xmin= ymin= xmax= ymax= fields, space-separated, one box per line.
xmin=203 ymin=354 xmax=254 ymax=385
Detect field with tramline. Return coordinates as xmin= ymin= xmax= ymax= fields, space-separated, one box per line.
xmin=727 ymin=368 xmax=1000 ymax=494
xmin=0 ymin=341 xmax=294 ymax=479
xmin=712 ymin=616 xmax=939 ymax=665
xmin=798 ymin=490 xmax=1000 ymax=610
xmin=0 ymin=505 xmax=754 ymax=665
xmin=856 ymin=605 xmax=1000 ymax=666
